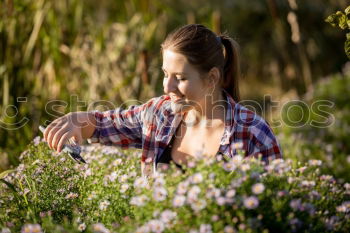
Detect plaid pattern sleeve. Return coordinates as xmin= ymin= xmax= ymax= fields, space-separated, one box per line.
xmin=88 ymin=96 xmax=166 ymax=150
xmin=232 ymin=101 xmax=283 ymax=164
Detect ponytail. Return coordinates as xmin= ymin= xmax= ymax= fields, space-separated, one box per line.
xmin=219 ymin=36 xmax=240 ymax=102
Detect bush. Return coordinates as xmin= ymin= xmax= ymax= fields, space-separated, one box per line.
xmin=278 ymin=69 xmax=350 ymax=182
xmin=0 ymin=140 xmax=349 ymax=232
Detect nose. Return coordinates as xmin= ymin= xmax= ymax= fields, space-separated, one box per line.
xmin=163 ymin=76 xmax=177 ymax=94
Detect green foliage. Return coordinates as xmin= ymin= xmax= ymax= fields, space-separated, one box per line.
xmin=278 ymin=70 xmax=350 ymax=182
xmin=0 ymin=141 xmax=349 ymax=232
xmin=325 ymin=5 xmax=350 ymax=58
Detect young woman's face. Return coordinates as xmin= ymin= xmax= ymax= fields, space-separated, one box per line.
xmin=162 ymin=49 xmax=210 ymax=113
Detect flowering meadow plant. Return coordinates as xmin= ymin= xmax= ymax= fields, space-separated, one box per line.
xmin=0 ymin=139 xmax=349 ymax=232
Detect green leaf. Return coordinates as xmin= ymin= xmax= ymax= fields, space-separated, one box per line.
xmin=345 ymin=5 xmax=350 ymax=15
xmin=0 ymin=179 xmax=18 ymax=193
xmin=345 ymin=37 xmax=350 ymax=59
xmin=0 ymin=169 xmax=15 ymax=179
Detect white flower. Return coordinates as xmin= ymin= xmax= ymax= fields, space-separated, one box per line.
xmin=233 ymin=142 xmax=243 ymax=150
xmin=134 ymin=177 xmax=149 ymax=189
xmin=135 ymin=225 xmax=150 ymax=233
xmin=113 ymin=158 xmax=123 ymax=166
xmin=232 ymin=155 xmax=243 ymax=165
xmin=216 ymin=196 xmax=226 ymax=206
xmin=21 ymin=224 xmax=43 ymax=233
xmin=224 ymin=226 xmax=235 ymax=233
xmin=173 ymin=195 xmax=186 ymax=207
xmin=99 ymin=200 xmax=110 ymax=210
xmin=176 ymin=181 xmax=189 ymax=195
xmin=120 ymin=183 xmax=129 ymax=193
xmin=148 ymin=219 xmax=165 ymax=233
xmin=190 ymin=173 xmax=204 ymax=184
xmin=206 ymin=187 xmax=221 ymax=199
xmin=187 ymin=185 xmax=201 ymax=202
xmin=130 ymin=195 xmax=148 ymax=206
xmin=240 ymin=163 xmax=250 ymax=172
xmin=153 ymin=177 xmax=166 ymax=188
xmin=199 ymin=223 xmax=212 ymax=233
xmin=160 ymin=209 xmax=177 ymax=223
xmin=92 ymin=223 xmax=110 ymax=233
xmin=243 ymin=196 xmax=259 ymax=209
xmin=225 ymin=189 xmax=236 ymax=198
xmin=308 ymin=159 xmax=322 ymax=166
xmin=65 ymin=192 xmax=78 ymax=199
xmin=153 ymin=187 xmax=167 ymax=201
xmin=223 ymin=161 xmax=237 ymax=171
xmin=78 ymin=223 xmax=86 ymax=232
xmin=191 ymin=199 xmax=207 ymax=212
xmin=119 ymin=174 xmax=129 ymax=183
xmin=108 ymin=172 xmax=118 ymax=182
xmin=252 ymin=183 xmax=265 ymax=195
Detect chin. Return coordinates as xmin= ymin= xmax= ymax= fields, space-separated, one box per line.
xmin=170 ymin=102 xmax=191 ymax=113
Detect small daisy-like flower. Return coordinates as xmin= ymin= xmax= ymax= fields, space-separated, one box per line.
xmin=176 ymin=181 xmax=189 ymax=195
xmin=113 ymin=158 xmax=123 ymax=166
xmin=153 ymin=177 xmax=166 ymax=188
xmin=120 ymin=183 xmax=129 ymax=193
xmin=191 ymin=199 xmax=207 ymax=212
xmin=21 ymin=224 xmax=43 ymax=233
xmin=199 ymin=223 xmax=212 ymax=233
xmin=134 ymin=177 xmax=149 ymax=189
xmin=92 ymin=223 xmax=110 ymax=233
xmin=252 ymin=183 xmax=265 ymax=195
xmin=233 ymin=142 xmax=243 ymax=150
xmin=216 ymin=196 xmax=226 ymax=206
xmin=308 ymin=159 xmax=322 ymax=166
xmin=130 ymin=195 xmax=148 ymax=206
xmin=148 ymin=219 xmax=165 ymax=233
xmin=65 ymin=192 xmax=78 ymax=199
xmin=240 ymin=163 xmax=250 ymax=172
xmin=118 ymin=174 xmax=128 ymax=183
xmin=190 ymin=173 xmax=203 ymax=184
xmin=108 ymin=172 xmax=118 ymax=182
xmin=243 ymin=196 xmax=259 ymax=209
xmin=225 ymin=189 xmax=236 ymax=198
xmin=173 ymin=195 xmax=186 ymax=207
xmin=99 ymin=200 xmax=110 ymax=210
xmin=135 ymin=225 xmax=150 ymax=233
xmin=78 ymin=223 xmax=86 ymax=232
xmin=153 ymin=187 xmax=167 ymax=201
xmin=160 ymin=209 xmax=177 ymax=223
xmin=224 ymin=225 xmax=235 ymax=233
xmin=187 ymin=185 xmax=201 ymax=202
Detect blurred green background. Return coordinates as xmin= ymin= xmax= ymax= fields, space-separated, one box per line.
xmin=0 ymin=0 xmax=349 ymax=179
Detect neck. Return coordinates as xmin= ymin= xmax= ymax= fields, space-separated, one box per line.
xmin=184 ymin=90 xmax=226 ymax=128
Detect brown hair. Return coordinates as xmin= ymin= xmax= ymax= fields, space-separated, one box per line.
xmin=161 ymin=24 xmax=240 ymax=102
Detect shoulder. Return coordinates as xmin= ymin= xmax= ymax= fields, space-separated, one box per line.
xmin=233 ymin=102 xmax=276 ymax=146
xmin=139 ymin=95 xmax=173 ymax=123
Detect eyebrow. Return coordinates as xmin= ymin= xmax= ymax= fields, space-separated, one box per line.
xmin=162 ymin=67 xmax=187 ymax=75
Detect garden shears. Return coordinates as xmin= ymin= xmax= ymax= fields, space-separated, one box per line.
xmin=39 ymin=125 xmax=87 ymax=164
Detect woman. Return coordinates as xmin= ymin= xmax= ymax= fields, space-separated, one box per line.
xmin=43 ymin=24 xmax=282 ymax=176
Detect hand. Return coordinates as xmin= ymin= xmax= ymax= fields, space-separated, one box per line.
xmin=43 ymin=112 xmax=87 ymax=152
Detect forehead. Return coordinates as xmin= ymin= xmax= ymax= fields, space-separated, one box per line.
xmin=162 ymin=49 xmax=196 ymax=73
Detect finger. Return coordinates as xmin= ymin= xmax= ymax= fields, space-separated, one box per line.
xmin=57 ymin=131 xmax=70 ymax=153
xmin=47 ymin=122 xmax=63 ymax=149
xmin=52 ymin=127 xmax=69 ymax=151
xmin=44 ymin=120 xmax=59 ymax=144
xmin=72 ymin=134 xmax=83 ymax=145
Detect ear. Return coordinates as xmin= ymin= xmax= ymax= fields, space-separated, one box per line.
xmin=206 ymin=67 xmax=221 ymax=88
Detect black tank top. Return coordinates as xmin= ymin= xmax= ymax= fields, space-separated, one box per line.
xmin=157 ymin=135 xmax=185 ymax=171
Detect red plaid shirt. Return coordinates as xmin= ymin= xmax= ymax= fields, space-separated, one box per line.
xmin=88 ymin=90 xmax=282 ymax=175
